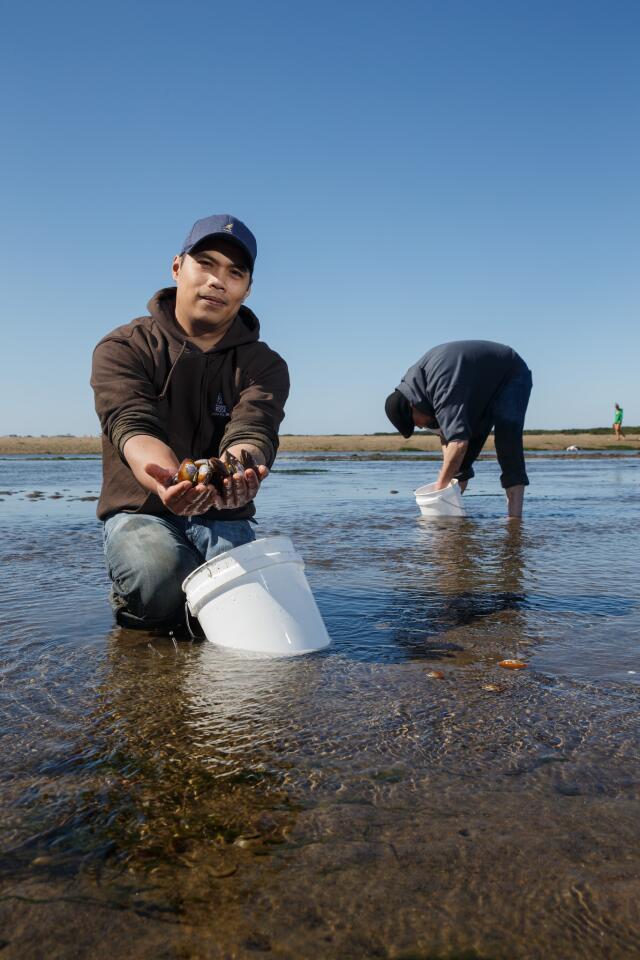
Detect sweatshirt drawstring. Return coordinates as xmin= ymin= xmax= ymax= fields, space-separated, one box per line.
xmin=156 ymin=341 xmax=187 ymax=400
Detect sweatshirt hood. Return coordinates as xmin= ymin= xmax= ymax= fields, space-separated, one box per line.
xmin=147 ymin=287 xmax=261 ymax=352
xmin=396 ymin=378 xmax=436 ymax=430
xmin=397 ymin=379 xmax=433 ymax=414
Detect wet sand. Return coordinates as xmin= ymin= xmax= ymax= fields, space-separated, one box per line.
xmin=1 ymin=432 xmax=638 ymax=455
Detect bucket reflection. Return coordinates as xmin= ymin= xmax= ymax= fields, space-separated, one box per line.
xmin=182 ymin=642 xmax=326 ymax=780
xmin=14 ymin=628 xmax=310 ymax=879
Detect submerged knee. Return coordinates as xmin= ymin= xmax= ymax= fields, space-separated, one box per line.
xmin=105 ymin=516 xmax=199 ymax=623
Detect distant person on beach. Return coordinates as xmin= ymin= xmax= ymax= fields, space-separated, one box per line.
xmin=613 ymin=403 xmax=625 ymax=440
xmin=385 ymin=341 xmax=532 ymax=518
xmin=91 ymin=215 xmax=289 ymax=629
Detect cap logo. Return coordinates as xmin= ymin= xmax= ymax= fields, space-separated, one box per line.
xmin=223 ymin=222 xmax=234 ymax=232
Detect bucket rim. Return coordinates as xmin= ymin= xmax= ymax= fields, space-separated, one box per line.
xmin=413 ymin=478 xmax=461 ymax=497
xmin=182 ymin=534 xmax=296 ymax=592
xmin=182 ymin=538 xmax=304 ymax=609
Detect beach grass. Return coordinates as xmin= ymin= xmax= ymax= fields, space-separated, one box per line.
xmin=1 ymin=431 xmax=638 ymax=456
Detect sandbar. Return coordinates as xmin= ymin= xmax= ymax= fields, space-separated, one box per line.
xmin=0 ymin=432 xmax=638 ymax=456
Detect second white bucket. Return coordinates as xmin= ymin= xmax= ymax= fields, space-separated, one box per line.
xmin=414 ymin=479 xmax=466 ymax=518
xmin=182 ymin=536 xmax=331 ymax=657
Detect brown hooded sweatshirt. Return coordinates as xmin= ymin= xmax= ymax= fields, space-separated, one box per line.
xmin=91 ymin=288 xmax=289 ymax=522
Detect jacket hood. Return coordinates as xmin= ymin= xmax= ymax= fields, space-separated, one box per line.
xmin=147 ymin=287 xmax=261 ymax=352
xmin=397 ymin=379 xmax=433 ymax=414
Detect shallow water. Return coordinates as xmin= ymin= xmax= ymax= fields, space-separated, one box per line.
xmin=1 ymin=453 xmax=640 ymax=959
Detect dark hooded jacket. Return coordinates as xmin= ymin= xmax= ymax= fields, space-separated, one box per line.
xmin=91 ymin=288 xmax=289 ymax=522
xmin=396 ymin=340 xmax=523 ymax=443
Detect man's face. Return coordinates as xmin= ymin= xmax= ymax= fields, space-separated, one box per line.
xmin=172 ymin=238 xmax=252 ymax=329
xmin=411 ymin=406 xmax=438 ymax=430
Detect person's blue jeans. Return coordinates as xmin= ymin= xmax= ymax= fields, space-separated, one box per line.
xmin=455 ymin=361 xmax=533 ymax=488
xmin=103 ymin=513 xmax=256 ymax=628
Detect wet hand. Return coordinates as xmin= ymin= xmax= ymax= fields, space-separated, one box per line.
xmin=222 ymin=464 xmax=269 ymax=509
xmin=145 ymin=463 xmax=227 ymax=516
xmin=144 ymin=463 xmax=268 ymax=515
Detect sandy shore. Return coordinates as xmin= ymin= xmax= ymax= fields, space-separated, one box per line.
xmin=1 ymin=433 xmax=638 ymax=455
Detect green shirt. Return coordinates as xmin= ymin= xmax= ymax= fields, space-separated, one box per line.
xmin=614 ymin=407 xmax=623 ymax=424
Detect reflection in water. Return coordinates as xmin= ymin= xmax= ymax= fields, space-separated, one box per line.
xmin=326 ymin=519 xmax=532 ymax=664
xmin=413 ymin=517 xmax=526 ymax=631
xmin=414 ymin=517 xmax=526 ymax=597
xmin=0 ymin=629 xmax=301 ymax=904
xmin=183 ymin=643 xmax=330 ymax=790
xmin=89 ymin=631 xmax=300 ymax=865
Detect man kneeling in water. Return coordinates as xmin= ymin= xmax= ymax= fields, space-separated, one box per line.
xmin=91 ymin=215 xmax=290 ymax=629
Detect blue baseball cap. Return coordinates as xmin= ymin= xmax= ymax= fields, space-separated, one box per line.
xmin=180 ymin=214 xmax=257 ymax=272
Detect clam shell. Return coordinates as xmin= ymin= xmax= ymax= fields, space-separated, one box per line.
xmin=195 ymin=463 xmax=213 ymax=484
xmin=208 ymin=457 xmax=230 ymax=495
xmin=239 ymin=448 xmax=260 ymax=475
xmin=176 ymin=459 xmax=198 ymax=484
xmin=222 ymin=451 xmax=245 ymax=477
xmin=498 ymin=659 xmax=527 ymax=670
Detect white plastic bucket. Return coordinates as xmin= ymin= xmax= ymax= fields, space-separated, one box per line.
xmin=414 ymin=479 xmax=465 ymax=518
xmin=182 ymin=536 xmax=331 ymax=657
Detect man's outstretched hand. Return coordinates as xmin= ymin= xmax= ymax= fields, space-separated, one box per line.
xmin=144 ymin=463 xmax=268 ymax=516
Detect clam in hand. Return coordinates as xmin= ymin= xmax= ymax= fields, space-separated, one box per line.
xmin=221 ymin=450 xmax=245 ymax=477
xmin=207 ymin=456 xmax=231 ymax=495
xmin=239 ymin=448 xmax=261 ymax=475
xmin=172 ymin=449 xmax=263 ymax=493
xmin=194 ymin=459 xmax=214 ymax=485
xmin=174 ymin=459 xmax=198 ymax=484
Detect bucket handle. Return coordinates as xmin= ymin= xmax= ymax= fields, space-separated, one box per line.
xmin=184 ymin=600 xmax=202 ymax=642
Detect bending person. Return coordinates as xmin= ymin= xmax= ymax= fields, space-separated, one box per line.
xmin=385 ymin=340 xmax=532 ymax=518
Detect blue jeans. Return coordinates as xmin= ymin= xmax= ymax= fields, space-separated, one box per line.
xmin=103 ymin=513 xmax=256 ymax=628
xmin=455 ymin=361 xmax=533 ymax=488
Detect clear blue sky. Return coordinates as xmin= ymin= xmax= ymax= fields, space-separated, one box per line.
xmin=1 ymin=0 xmax=638 ymax=435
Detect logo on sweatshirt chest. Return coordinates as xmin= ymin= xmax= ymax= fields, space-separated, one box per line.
xmin=213 ymin=393 xmax=230 ymax=417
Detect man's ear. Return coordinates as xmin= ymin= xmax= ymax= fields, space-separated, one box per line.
xmin=172 ymin=255 xmax=182 ymax=282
